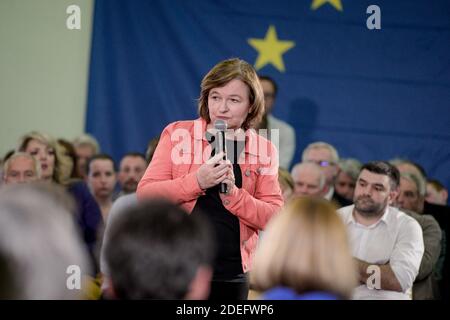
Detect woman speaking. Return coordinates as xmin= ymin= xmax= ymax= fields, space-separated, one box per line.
xmin=137 ymin=58 xmax=284 ymax=299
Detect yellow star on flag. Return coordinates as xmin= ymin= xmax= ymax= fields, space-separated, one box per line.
xmin=247 ymin=25 xmax=295 ymax=73
xmin=311 ymin=0 xmax=343 ymax=11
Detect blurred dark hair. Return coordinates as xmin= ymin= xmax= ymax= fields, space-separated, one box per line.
xmin=86 ymin=154 xmax=116 ymax=175
xmin=104 ymin=199 xmax=214 ymax=299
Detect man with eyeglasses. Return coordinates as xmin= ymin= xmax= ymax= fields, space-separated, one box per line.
xmin=302 ymin=141 xmax=352 ymax=207
xmin=257 ymin=75 xmax=296 ymax=169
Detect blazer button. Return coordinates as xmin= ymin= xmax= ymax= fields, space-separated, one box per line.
xmin=245 ymin=169 xmax=251 ymax=177
xmin=223 ymin=200 xmax=230 ymax=206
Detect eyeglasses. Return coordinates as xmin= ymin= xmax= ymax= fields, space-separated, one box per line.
xmin=307 ymin=160 xmax=336 ymax=167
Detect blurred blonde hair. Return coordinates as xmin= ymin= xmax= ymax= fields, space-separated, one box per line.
xmin=17 ymin=131 xmax=65 ymax=184
xmin=278 ymin=168 xmax=294 ymax=193
xmin=73 ymin=134 xmax=100 ymax=154
xmin=251 ymin=197 xmax=357 ymax=299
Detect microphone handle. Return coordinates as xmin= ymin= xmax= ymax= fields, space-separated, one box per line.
xmin=218 ymin=130 xmax=228 ymax=194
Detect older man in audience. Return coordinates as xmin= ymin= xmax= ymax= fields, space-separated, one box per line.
xmin=291 ymin=162 xmax=326 ymax=197
xmin=302 ymin=142 xmax=351 ymax=207
xmin=396 ymin=172 xmax=442 ymax=299
xmin=392 ymin=158 xmax=450 ymax=299
xmin=2 ymin=152 xmax=41 ymax=185
xmin=338 ymin=161 xmax=424 ymax=299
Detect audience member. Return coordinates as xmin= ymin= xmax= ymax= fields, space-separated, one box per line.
xmin=58 ymin=138 xmax=82 ymax=181
xmin=104 ymin=200 xmax=214 ymax=299
xmin=391 ymin=158 xmax=450 ymax=299
xmin=86 ymin=154 xmax=117 ymax=222
xmin=73 ymin=134 xmax=100 ymax=180
xmin=291 ymin=162 xmax=326 ymax=197
xmin=257 ymin=75 xmax=296 ymax=169
xmin=0 ymin=183 xmax=91 ymax=299
xmin=395 ymin=172 xmax=442 ymax=299
xmin=117 ymin=152 xmax=147 ymax=196
xmin=338 ymin=161 xmax=424 ymax=299
xmin=302 ymin=142 xmax=351 ymax=207
xmin=251 ymin=197 xmax=357 ymax=300
xmin=335 ymin=158 xmax=361 ymax=203
xmin=2 ymin=152 xmax=41 ymax=184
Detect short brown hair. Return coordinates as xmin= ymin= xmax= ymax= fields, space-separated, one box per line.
xmin=251 ymin=197 xmax=357 ymax=299
xmin=198 ymin=58 xmax=264 ymax=130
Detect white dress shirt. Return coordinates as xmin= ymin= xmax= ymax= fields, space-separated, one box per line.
xmin=338 ymin=205 xmax=424 ymax=300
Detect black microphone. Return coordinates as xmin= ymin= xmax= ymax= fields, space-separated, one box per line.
xmin=214 ymin=120 xmax=228 ymax=194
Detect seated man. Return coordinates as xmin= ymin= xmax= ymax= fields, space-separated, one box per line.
xmin=2 ymin=152 xmax=41 ymax=184
xmin=391 ymin=158 xmax=450 ymax=299
xmin=291 ymin=162 xmax=326 ymax=197
xmin=103 ymin=199 xmax=213 ymax=299
xmin=302 ymin=142 xmax=351 ymax=207
xmin=335 ymin=158 xmax=362 ymax=203
xmin=117 ymin=152 xmax=147 ymax=196
xmin=338 ymin=161 xmax=424 ymax=299
xmin=396 ymin=172 xmax=441 ymax=299
xmin=86 ymin=154 xmax=117 ymax=222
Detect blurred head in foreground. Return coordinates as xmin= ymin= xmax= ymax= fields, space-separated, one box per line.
xmin=104 ymin=200 xmax=214 ymax=299
xmin=251 ymin=197 xmax=356 ymax=299
xmin=0 ymin=183 xmax=91 ymax=299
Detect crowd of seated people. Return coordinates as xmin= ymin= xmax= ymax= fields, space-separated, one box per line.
xmin=1 ymin=128 xmax=449 ymax=301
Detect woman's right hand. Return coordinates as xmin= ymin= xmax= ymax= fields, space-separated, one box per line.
xmin=196 ymin=152 xmax=232 ymax=190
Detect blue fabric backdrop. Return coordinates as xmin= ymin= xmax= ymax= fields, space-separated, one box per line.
xmin=87 ymin=0 xmax=450 ymax=195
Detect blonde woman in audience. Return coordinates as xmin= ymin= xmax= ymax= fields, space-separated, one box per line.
xmin=251 ymin=197 xmax=357 ymax=300
xmin=17 ymin=131 xmax=64 ymax=184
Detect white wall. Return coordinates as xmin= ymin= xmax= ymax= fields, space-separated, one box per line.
xmin=0 ymin=0 xmax=93 ymax=157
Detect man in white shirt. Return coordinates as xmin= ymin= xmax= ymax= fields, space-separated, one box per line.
xmin=338 ymin=161 xmax=424 ymax=300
